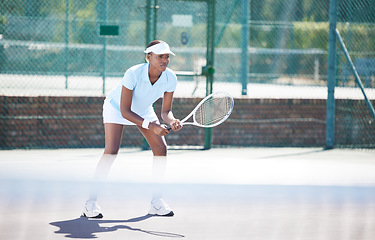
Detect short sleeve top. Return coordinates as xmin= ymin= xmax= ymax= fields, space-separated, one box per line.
xmin=106 ymin=63 xmax=177 ymax=116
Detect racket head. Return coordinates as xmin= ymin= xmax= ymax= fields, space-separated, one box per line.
xmin=191 ymin=91 xmax=234 ymax=128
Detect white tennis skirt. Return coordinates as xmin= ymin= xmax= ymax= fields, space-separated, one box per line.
xmin=102 ymin=98 xmax=159 ymax=125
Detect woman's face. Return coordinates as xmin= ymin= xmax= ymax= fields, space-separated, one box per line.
xmin=148 ymin=53 xmax=170 ymax=72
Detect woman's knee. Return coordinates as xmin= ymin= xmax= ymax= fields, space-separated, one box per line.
xmin=104 ymin=144 xmax=120 ymax=155
xmin=151 ymin=142 xmax=167 ymax=156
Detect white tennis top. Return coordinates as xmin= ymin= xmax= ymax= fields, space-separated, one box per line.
xmin=106 ymin=63 xmax=177 ymax=117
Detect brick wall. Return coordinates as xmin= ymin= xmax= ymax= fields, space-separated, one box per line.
xmin=335 ymin=99 xmax=375 ymax=147
xmin=0 ymin=96 xmax=371 ymax=149
xmin=212 ymin=98 xmax=327 ymax=147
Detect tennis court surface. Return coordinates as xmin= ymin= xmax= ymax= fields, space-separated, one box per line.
xmin=1 ymin=147 xmax=375 ymax=240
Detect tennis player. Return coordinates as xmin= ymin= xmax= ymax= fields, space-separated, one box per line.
xmin=82 ymin=40 xmax=182 ymax=218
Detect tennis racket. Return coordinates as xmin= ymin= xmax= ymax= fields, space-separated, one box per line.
xmin=167 ymin=91 xmax=234 ymax=130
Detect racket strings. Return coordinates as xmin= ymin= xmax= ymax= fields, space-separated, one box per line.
xmin=195 ymin=96 xmax=232 ymax=126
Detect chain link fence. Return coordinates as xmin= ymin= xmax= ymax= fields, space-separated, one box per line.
xmin=0 ymin=0 xmax=374 ymax=149
xmin=335 ymin=0 xmax=375 ymax=148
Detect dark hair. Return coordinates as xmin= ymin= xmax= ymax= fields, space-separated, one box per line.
xmin=147 ymin=40 xmax=163 ymax=49
xmin=145 ymin=40 xmax=164 ymax=62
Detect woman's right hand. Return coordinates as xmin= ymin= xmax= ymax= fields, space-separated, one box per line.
xmin=149 ymin=122 xmax=170 ymax=136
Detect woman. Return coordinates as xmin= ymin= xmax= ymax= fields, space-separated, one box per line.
xmin=83 ymin=40 xmax=182 ymax=218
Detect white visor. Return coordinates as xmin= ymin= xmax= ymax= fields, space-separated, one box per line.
xmin=144 ymin=42 xmax=175 ymax=56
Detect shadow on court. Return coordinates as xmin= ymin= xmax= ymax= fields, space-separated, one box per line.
xmin=257 ymin=148 xmax=326 ymax=159
xmin=50 ymin=215 xmax=185 ymax=239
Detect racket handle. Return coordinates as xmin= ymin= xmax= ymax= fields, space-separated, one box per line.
xmin=166 ymin=123 xmax=182 ymax=131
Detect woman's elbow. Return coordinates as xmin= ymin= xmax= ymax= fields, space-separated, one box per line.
xmin=121 ymin=109 xmax=131 ymax=120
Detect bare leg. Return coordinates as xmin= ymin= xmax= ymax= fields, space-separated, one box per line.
xmin=88 ymin=123 xmax=124 ymax=201
xmin=83 ymin=123 xmax=124 ymax=218
xmin=136 ymin=126 xmax=168 ymax=201
xmin=136 ymin=126 xmax=173 ymax=215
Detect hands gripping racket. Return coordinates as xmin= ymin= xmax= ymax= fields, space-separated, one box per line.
xmin=168 ymin=91 xmax=234 ymax=130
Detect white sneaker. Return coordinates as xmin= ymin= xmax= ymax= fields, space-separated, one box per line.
xmin=82 ymin=200 xmax=103 ymax=218
xmin=148 ymin=199 xmax=174 ymax=216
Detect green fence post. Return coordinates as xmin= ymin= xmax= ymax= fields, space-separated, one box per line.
xmin=153 ymin=0 xmax=158 ymax=39
xmin=102 ymin=0 xmax=108 ymax=95
xmin=326 ymin=0 xmax=338 ymax=149
xmin=204 ymin=0 xmax=215 ymax=150
xmin=143 ymin=0 xmax=158 ymax=150
xmin=142 ymin=0 xmax=152 ymax=150
xmin=64 ymin=0 xmax=69 ymax=89
xmin=241 ymin=0 xmax=249 ymax=96
xmin=145 ymin=0 xmax=152 ymax=46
